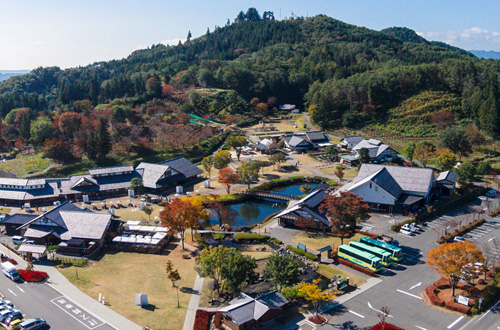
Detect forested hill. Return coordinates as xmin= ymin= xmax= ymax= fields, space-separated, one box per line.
xmin=1 ymin=12 xmax=500 ymax=137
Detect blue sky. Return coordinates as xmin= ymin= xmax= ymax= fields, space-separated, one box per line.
xmin=1 ymin=0 xmax=499 ymax=69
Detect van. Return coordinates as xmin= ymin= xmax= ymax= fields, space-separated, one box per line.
xmin=11 ymin=237 xmax=25 ymax=245
xmin=19 ymin=318 xmax=46 ymax=330
xmin=1 ymin=262 xmax=20 ymax=281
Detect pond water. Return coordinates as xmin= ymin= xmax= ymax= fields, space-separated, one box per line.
xmin=271 ymin=183 xmax=324 ymax=196
xmin=207 ymin=199 xmax=286 ymax=230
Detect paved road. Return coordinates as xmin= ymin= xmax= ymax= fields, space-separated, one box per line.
xmin=0 ymin=272 xmax=114 ymax=330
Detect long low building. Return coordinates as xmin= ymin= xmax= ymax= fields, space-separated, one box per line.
xmin=0 ymin=157 xmax=202 ymax=206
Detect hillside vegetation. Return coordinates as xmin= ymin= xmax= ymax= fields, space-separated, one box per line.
xmin=0 ymin=9 xmax=499 ymax=175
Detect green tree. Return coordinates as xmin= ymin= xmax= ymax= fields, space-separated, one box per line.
xmin=403 ymin=142 xmax=416 ymax=161
xmin=436 ymin=151 xmax=457 ymax=171
xmin=201 ymin=156 xmax=214 ymax=178
xmin=96 ymin=118 xmax=112 ymax=163
xmin=223 ymin=252 xmax=258 ymax=294
xmin=323 ymin=145 xmax=338 ymax=161
xmin=413 ymin=141 xmax=436 ymax=167
xmin=130 ymin=178 xmax=144 ymax=195
xmin=226 ymin=135 xmax=248 ymax=161
xmin=358 ymin=147 xmax=370 ymax=163
xmin=456 ymin=162 xmax=476 ymax=186
xmin=439 ymin=126 xmax=472 ymax=161
xmin=214 ymin=150 xmax=232 ymax=169
xmin=270 ymin=152 xmax=287 ymax=169
xmin=238 ymin=161 xmax=260 ymax=188
xmin=264 ymin=253 xmax=300 ymax=290
xmin=245 ymin=7 xmax=261 ymax=22
xmin=30 ymin=116 xmax=54 ymax=147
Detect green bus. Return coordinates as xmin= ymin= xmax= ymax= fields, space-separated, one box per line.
xmin=349 ymin=241 xmax=393 ymax=267
xmin=337 ymin=244 xmax=383 ymax=272
xmin=360 ymin=237 xmax=404 ymax=262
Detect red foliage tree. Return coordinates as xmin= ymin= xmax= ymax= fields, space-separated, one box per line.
xmin=319 ymin=192 xmax=370 ymax=245
xmin=162 ymin=84 xmax=175 ymax=98
xmin=217 ymin=167 xmax=239 ymax=194
xmin=59 ymin=112 xmax=81 ymax=138
xmin=160 ymin=199 xmax=203 ymax=250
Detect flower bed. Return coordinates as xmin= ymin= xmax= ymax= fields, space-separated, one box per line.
xmin=336 ymin=256 xmax=375 ymax=277
xmin=425 ymin=285 xmax=444 ymax=307
xmin=193 ymin=310 xmax=215 ymax=330
xmin=308 ymin=314 xmax=326 ymax=324
xmin=371 ymin=323 xmax=404 ymax=330
xmin=17 ymin=270 xmax=48 ymax=282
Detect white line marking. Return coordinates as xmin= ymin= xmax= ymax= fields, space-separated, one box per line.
xmin=7 ymin=289 xmax=16 ymax=297
xmin=415 ymin=326 xmax=427 ymax=330
xmin=409 ymin=282 xmax=422 ymax=290
xmin=397 ymin=289 xmax=422 ymax=299
xmin=488 ymin=237 xmax=495 ymax=242
xmin=348 ymin=310 xmax=365 ymax=318
xmin=447 ymin=316 xmax=464 ymax=329
xmin=16 ymin=285 xmax=24 ymax=293
xmin=367 ymin=302 xmax=393 ymax=317
xmin=50 ymin=296 xmax=106 ymax=329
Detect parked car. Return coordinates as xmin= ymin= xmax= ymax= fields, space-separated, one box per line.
xmin=410 ymin=223 xmax=422 ymax=231
xmin=9 ymin=319 xmax=23 ymax=330
xmin=11 ymin=237 xmax=26 ymax=245
xmin=0 ymin=310 xmax=19 ymax=323
xmin=4 ymin=312 xmax=23 ymax=325
xmin=377 ymin=234 xmax=394 ymax=243
xmin=454 ymin=236 xmax=466 ymax=242
xmin=19 ymin=318 xmax=47 ymax=330
xmin=399 ymin=226 xmax=414 ymax=236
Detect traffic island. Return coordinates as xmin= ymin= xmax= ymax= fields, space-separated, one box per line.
xmin=18 ymin=269 xmax=48 ymax=282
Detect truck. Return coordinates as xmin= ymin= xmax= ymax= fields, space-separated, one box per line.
xmin=1 ymin=262 xmax=20 ymax=281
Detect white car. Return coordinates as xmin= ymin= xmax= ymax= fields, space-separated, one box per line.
xmin=400 ymin=227 xmax=414 ymax=236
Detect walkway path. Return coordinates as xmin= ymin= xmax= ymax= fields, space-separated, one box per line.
xmin=0 ymin=244 xmax=142 ymax=330
xmin=182 ymin=274 xmax=205 ymax=330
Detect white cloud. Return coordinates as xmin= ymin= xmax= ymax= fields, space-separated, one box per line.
xmin=419 ymin=27 xmax=500 ymax=50
xmin=34 ymin=40 xmax=46 ymax=46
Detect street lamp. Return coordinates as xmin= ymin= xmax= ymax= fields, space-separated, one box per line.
xmin=174 ymin=284 xmax=179 ymax=308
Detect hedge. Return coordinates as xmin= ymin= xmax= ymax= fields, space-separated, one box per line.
xmin=193 ymin=310 xmax=215 ymax=330
xmin=488 ymin=208 xmax=500 ymax=217
xmin=355 ymin=230 xmax=379 ymax=239
xmin=287 ymin=245 xmax=318 ymax=261
xmin=371 ymin=323 xmax=404 ymax=330
xmin=437 ymin=219 xmax=486 ymax=244
xmin=425 ymin=285 xmax=444 ymax=307
xmin=216 ymin=193 xmax=249 ymax=204
xmin=445 ymin=300 xmax=471 ymax=314
xmin=234 ymin=233 xmax=270 ymax=241
xmin=270 ymin=237 xmax=282 ymax=245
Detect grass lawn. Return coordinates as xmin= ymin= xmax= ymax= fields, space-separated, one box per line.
xmin=316 ymin=264 xmax=366 ymax=288
xmin=0 ymin=153 xmax=53 ymax=178
xmin=0 ymin=207 xmax=11 ymax=214
xmin=292 ymin=114 xmax=307 ymax=131
xmin=242 ymin=251 xmax=273 ymax=261
xmin=290 ymin=232 xmax=367 ymax=252
xmin=58 ymin=244 xmax=196 ymax=330
xmin=109 ymin=204 xmax=163 ymax=223
xmin=292 ymin=154 xmax=325 ymax=167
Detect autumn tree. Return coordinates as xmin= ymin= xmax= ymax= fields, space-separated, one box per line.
xmin=255 ymin=102 xmax=269 ymax=116
xmin=334 ymin=166 xmax=345 ymax=181
xmin=270 ymin=152 xmax=286 ymax=169
xmin=293 ymin=216 xmax=315 ymax=232
xmin=226 ymin=135 xmax=248 ymax=161
xmin=217 ymin=167 xmax=239 ymax=194
xmin=298 ymin=279 xmax=336 ymax=319
xmin=436 ymin=150 xmax=457 ymax=171
xmin=238 ymin=161 xmax=260 ymax=188
xmin=319 ymin=192 xmax=370 ymax=245
xmin=413 ymin=141 xmax=436 ymax=167
xmin=42 ymin=138 xmax=74 ymax=163
xmin=145 ymin=76 xmax=162 ymax=98
xmin=427 ymin=241 xmax=484 ymax=296
xmin=201 ymin=156 xmax=214 ymax=178
xmin=160 ymin=199 xmax=204 ymax=250
xmin=300 ymin=184 xmax=312 ymax=194
xmin=403 ymin=142 xmax=416 ymax=161
xmin=59 ymin=112 xmax=81 ymax=139
xmin=166 ymin=260 xmax=182 ymax=287
xmin=214 ymin=150 xmax=232 ymax=169
xmin=264 ymin=253 xmax=300 ymax=290
xmin=465 ymin=124 xmax=485 ymax=147
xmin=456 ymin=161 xmax=476 ymax=186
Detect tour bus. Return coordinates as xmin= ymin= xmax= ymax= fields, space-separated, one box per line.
xmin=349 ymin=241 xmax=393 ymax=267
xmin=360 ymin=237 xmax=404 ymax=262
xmin=337 ymin=244 xmax=383 ymax=272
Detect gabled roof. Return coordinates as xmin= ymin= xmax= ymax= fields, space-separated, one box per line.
xmin=89 ymin=165 xmax=134 ymax=176
xmin=220 ymin=291 xmax=288 ymax=325
xmin=0 ymin=178 xmax=46 ymax=186
xmin=18 ymin=201 xmax=89 ymax=230
xmin=71 ymin=176 xmax=98 ymax=189
xmin=0 ymin=214 xmax=37 ymax=226
xmin=341 ymin=136 xmax=363 ymax=145
xmin=160 ymin=157 xmax=203 ymax=178
xmin=274 ymin=190 xmax=330 ymax=225
xmin=135 ymin=163 xmax=172 ymax=189
xmin=59 ymin=211 xmax=111 ymax=240
xmin=349 ymin=168 xmax=403 ymax=199
xmin=305 ymin=131 xmax=329 ymax=143
xmin=355 ymin=164 xmax=434 ymax=194
xmin=437 ymin=170 xmax=459 ymax=183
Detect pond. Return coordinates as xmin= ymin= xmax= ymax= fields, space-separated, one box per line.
xmin=271 ymin=183 xmax=324 ymax=196
xmin=208 ymin=199 xmax=286 ymax=230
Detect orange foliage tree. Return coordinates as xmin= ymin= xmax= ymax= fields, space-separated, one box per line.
xmin=427 ymin=241 xmax=485 ymax=296
xmin=217 ymin=167 xmax=239 ymax=194
xmin=160 ymin=199 xmax=204 ymax=250
xmin=319 ymin=191 xmax=370 ymax=245
xmin=59 ymin=112 xmax=81 ymax=138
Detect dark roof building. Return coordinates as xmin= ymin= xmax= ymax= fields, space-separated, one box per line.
xmin=282 ymin=131 xmax=332 ymax=151
xmin=274 ymin=189 xmax=330 ymax=230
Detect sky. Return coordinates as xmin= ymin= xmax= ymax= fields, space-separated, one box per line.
xmin=1 ymin=0 xmax=500 ymax=70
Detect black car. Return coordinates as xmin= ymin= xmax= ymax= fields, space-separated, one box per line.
xmin=4 ymin=311 xmax=22 ymax=325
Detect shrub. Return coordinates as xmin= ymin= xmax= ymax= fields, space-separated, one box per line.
xmin=17 ymin=270 xmax=48 ymax=282
xmin=445 ymin=300 xmax=471 ymax=314
xmin=437 ymin=219 xmax=486 ymax=244
xmin=478 ymin=278 xmax=485 ymax=285
xmin=470 ymin=306 xmax=479 ymax=316
xmin=371 ymin=323 xmax=404 ymax=330
xmin=234 ymin=233 xmax=270 ymax=241
xmin=287 ymin=245 xmax=318 ymax=261
xmin=282 ymin=286 xmax=300 ymax=300
xmin=270 ymin=237 xmax=282 ymax=245
xmin=425 ymin=286 xmax=444 ymax=307
xmin=213 ymin=312 xmax=223 ymax=330
xmin=193 ymin=310 xmax=215 ymax=330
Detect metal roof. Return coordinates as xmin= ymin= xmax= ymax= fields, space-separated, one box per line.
xmin=89 ymin=165 xmax=134 ymax=176
xmin=59 ymin=211 xmax=111 ymax=240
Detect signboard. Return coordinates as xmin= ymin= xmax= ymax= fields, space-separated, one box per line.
xmin=297 ymin=243 xmax=306 ymax=252
xmin=128 ymin=189 xmax=135 ymax=198
xmin=455 ymin=294 xmax=469 ymax=306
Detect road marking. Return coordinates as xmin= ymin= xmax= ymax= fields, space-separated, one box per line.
xmin=16 ymin=285 xmax=24 ymax=293
xmin=415 ymin=326 xmax=427 ymax=330
xmin=409 ymin=282 xmax=421 ymax=290
xmin=367 ymin=302 xmax=393 ymax=317
xmin=447 ymin=316 xmax=464 ymax=329
xmin=7 ymin=289 xmax=16 ymax=297
xmin=489 ymin=237 xmax=495 ymax=242
xmin=348 ymin=310 xmax=365 ymax=318
xmin=397 ymin=289 xmax=422 ymax=299
xmin=51 ymin=296 xmax=106 ymax=329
